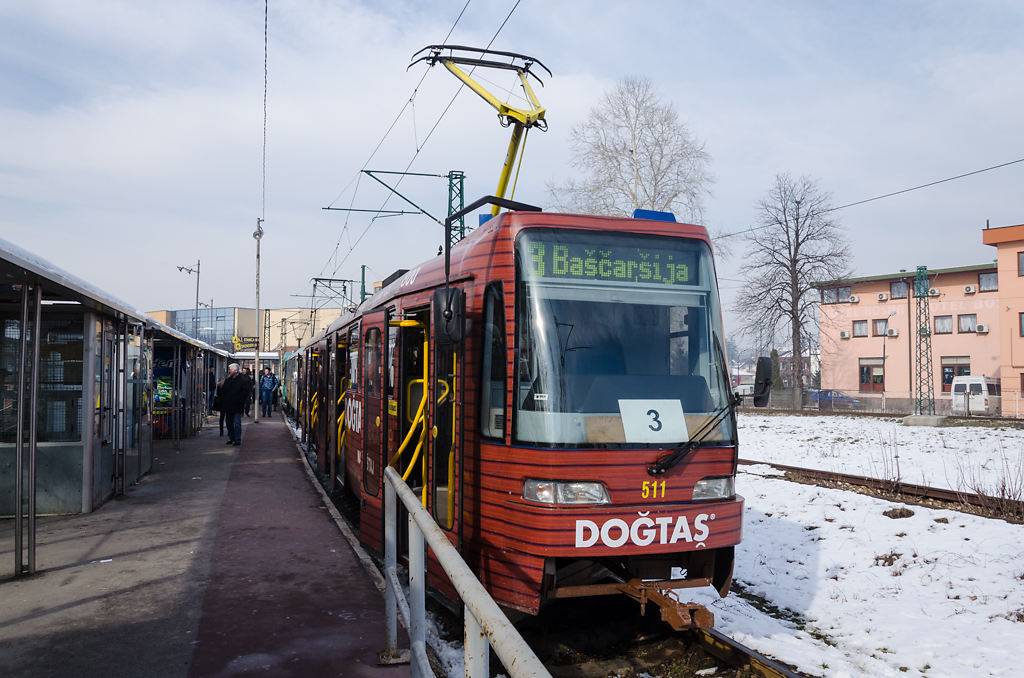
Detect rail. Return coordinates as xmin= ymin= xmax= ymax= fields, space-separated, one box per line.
xmin=739 ymin=459 xmax=1024 ymax=519
xmin=382 ymin=466 xmax=550 ymax=677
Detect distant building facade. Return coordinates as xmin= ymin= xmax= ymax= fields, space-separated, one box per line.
xmin=815 ymin=222 xmax=1024 ymax=413
xmin=147 ymin=306 xmax=345 ymax=354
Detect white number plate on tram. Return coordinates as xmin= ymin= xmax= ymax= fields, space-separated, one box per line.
xmin=617 ymin=399 xmax=688 ymax=443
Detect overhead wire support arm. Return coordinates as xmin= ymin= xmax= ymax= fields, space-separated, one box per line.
xmin=361 ymin=170 xmax=444 ymax=225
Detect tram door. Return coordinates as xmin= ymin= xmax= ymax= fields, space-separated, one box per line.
xmin=361 ymin=311 xmax=387 ymax=497
xmin=430 ymin=288 xmax=464 ymax=546
xmin=431 ymin=327 xmax=461 ymax=539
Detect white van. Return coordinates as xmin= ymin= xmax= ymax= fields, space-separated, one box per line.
xmin=950 ymin=376 xmax=1001 ymax=416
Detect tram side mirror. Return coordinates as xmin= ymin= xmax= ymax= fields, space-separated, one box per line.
xmin=433 ymin=287 xmax=465 ymax=346
xmin=752 ymin=356 xmax=772 ymax=408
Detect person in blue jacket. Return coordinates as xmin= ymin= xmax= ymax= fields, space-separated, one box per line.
xmin=259 ymin=367 xmax=279 ymax=418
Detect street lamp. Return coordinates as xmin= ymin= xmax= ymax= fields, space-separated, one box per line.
xmin=254 ymin=219 xmax=264 ymax=423
xmin=176 ymin=260 xmax=200 ymax=339
xmin=881 ymin=310 xmax=897 ymax=412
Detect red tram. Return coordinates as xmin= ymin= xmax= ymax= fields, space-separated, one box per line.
xmin=296 ymin=198 xmax=757 ymax=627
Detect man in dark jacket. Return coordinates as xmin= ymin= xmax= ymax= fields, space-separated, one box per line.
xmin=219 ymin=363 xmax=250 ymax=446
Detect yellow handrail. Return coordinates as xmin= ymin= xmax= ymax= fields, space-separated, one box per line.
xmin=386 ymin=321 xmax=430 ymax=507
xmin=446 ymin=353 xmax=457 ymax=525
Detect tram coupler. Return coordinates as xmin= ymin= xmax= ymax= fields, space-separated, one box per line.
xmin=618 ymin=579 xmax=714 ymax=631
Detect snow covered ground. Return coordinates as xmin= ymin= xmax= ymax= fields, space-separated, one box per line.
xmin=738 ymin=413 xmax=1024 ymax=495
xmin=676 ymin=414 xmax=1024 ymax=677
xmin=684 ymin=465 xmax=1024 ymax=677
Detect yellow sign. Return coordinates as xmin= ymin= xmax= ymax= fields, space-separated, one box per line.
xmin=232 ymin=336 xmax=259 ymax=351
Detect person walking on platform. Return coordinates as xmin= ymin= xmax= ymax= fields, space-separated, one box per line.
xmin=241 ymin=366 xmax=254 ymax=417
xmin=220 ymin=363 xmax=249 ymax=446
xmin=206 ymin=366 xmax=217 ymax=415
xmin=259 ymin=367 xmax=278 ymax=418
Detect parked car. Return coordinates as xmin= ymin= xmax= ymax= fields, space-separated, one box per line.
xmin=807 ymin=389 xmax=859 ymax=407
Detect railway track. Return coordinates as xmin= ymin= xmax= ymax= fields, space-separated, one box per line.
xmin=503 ymin=595 xmax=805 ymax=678
xmin=738 ymin=458 xmax=1024 ymax=521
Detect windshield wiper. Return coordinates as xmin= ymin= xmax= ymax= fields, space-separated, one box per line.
xmin=648 ymin=333 xmax=737 ymax=476
xmin=646 ymin=393 xmax=739 ymax=476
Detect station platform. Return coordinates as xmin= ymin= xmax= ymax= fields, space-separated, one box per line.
xmin=0 ymin=416 xmax=409 ymax=678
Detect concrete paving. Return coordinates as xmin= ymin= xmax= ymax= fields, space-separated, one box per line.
xmin=0 ymin=416 xmax=409 ymax=677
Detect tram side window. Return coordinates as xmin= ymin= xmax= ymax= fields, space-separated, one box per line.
xmin=480 ymin=283 xmax=507 ymax=439
xmin=348 ymin=326 xmax=359 ymax=390
xmin=363 ymin=328 xmax=381 ymax=397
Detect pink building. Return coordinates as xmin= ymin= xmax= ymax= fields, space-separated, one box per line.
xmin=981 ymin=224 xmax=1024 ymax=397
xmin=817 ymin=260 xmax=1005 ymax=412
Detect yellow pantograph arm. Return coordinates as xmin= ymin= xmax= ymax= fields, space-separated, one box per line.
xmin=440 ymin=60 xmax=546 ymax=127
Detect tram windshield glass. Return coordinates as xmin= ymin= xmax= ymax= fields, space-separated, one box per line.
xmin=514 ymin=228 xmax=734 ymax=447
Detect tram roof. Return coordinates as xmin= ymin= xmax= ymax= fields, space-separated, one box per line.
xmin=0 ymin=236 xmax=228 ymax=356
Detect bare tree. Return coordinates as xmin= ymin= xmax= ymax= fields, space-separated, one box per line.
xmin=548 ymin=76 xmax=714 ymax=224
xmin=735 ymin=173 xmax=851 ymax=408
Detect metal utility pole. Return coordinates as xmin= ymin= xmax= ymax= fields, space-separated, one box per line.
xmin=913 ymin=266 xmax=935 ymax=415
xmin=176 ymin=260 xmax=200 ymax=338
xmin=881 ymin=309 xmax=897 ymax=412
xmin=361 ymin=265 xmax=366 ymax=302
xmin=254 ymin=219 xmax=264 ymax=423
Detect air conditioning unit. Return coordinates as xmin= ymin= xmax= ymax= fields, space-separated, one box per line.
xmin=928 ymin=288 xmax=940 ymax=297
xmin=877 ymin=293 xmax=888 ymax=301
xmin=886 ymin=328 xmax=899 ymax=337
xmin=839 ymin=330 xmax=851 ymax=339
xmin=976 ymin=324 xmax=989 ymax=334
xmin=964 ymin=285 xmax=976 ymax=294
xmin=848 ymin=295 xmax=860 ymax=303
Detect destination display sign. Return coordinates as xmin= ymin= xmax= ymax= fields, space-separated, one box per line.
xmin=524 ymin=238 xmax=699 ymax=286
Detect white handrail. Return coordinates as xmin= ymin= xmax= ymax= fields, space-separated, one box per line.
xmin=383 ymin=466 xmax=550 ymax=678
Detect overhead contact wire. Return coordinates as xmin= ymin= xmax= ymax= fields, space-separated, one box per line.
xmin=317 ymin=0 xmax=472 ymax=282
xmin=329 ymin=0 xmax=522 ymax=275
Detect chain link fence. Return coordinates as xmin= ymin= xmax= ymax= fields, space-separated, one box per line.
xmin=740 ymin=388 xmax=1016 ymax=418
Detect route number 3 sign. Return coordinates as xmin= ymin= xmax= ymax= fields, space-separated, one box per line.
xmin=617 ymin=399 xmax=688 ymax=443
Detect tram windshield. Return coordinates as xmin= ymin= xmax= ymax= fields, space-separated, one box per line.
xmin=514 ymin=228 xmax=734 ymax=447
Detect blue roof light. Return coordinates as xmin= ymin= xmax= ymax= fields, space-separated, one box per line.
xmin=632 ymin=209 xmax=677 ymax=222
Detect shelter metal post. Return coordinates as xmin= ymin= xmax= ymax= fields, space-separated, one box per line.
xmin=173 ymin=343 xmax=181 ymax=449
xmin=28 ymin=284 xmax=41 ymax=573
xmin=14 ymin=282 xmax=28 ymax=576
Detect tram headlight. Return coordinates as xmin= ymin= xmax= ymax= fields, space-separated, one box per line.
xmin=692 ymin=476 xmax=734 ymax=501
xmin=523 ymin=479 xmax=610 ymax=505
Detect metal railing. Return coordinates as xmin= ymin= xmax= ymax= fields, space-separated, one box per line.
xmin=382 ymin=466 xmax=550 ymax=678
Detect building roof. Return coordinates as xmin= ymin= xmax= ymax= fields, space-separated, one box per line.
xmin=981 ymin=223 xmax=1024 ymax=246
xmin=813 ymin=263 xmax=995 ymax=288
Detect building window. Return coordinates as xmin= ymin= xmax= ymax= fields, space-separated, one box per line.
xmin=1019 ymin=252 xmax=1024 ymax=276
xmin=941 ymin=356 xmax=970 ymax=392
xmin=1020 ymin=373 xmax=1024 ymax=393
xmin=859 ymin=357 xmax=884 ymax=392
xmin=852 ymin=320 xmax=868 ymax=337
xmin=958 ymin=314 xmax=977 ymax=333
xmin=978 ymin=272 xmax=998 ymax=292
xmin=890 ymin=281 xmax=909 ymax=299
xmin=822 ymin=286 xmax=851 ymax=304
xmin=934 ymin=315 xmax=953 ymax=334
xmin=872 ymin=318 xmax=889 ymax=336
xmin=1020 ymin=313 xmax=1024 ymax=337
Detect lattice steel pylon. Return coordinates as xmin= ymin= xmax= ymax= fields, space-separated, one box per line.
xmin=447 ymin=170 xmax=466 ymax=246
xmin=913 ymin=266 xmax=936 ymax=415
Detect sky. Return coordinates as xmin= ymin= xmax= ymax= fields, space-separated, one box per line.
xmin=425 ymin=413 xmax=1024 ymax=677
xmin=2 ymin=1 xmax=1023 ymax=343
